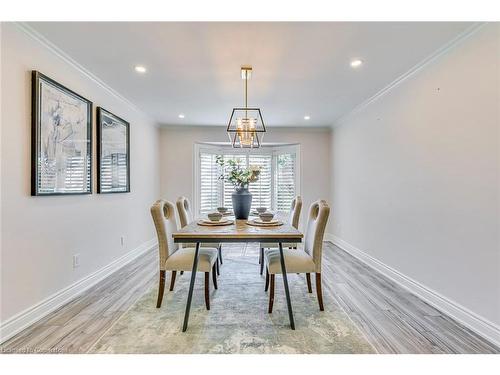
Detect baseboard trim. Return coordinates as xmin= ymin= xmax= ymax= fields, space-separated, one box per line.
xmin=0 ymin=238 xmax=157 ymax=344
xmin=325 ymin=233 xmax=500 ymax=348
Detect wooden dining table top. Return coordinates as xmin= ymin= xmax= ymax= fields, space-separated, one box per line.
xmin=172 ymin=213 xmax=303 ymax=243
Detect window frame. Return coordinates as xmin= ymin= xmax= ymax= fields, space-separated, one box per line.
xmin=193 ymin=142 xmax=301 ymax=218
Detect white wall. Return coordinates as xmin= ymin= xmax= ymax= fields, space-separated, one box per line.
xmin=330 ymin=24 xmax=499 ymax=326
xmin=159 ymin=126 xmax=331 ymax=230
xmin=0 ymin=23 xmax=160 ymax=323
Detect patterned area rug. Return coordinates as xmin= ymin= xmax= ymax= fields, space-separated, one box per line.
xmin=89 ymin=245 xmax=374 ymax=354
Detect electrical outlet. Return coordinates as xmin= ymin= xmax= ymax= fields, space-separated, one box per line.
xmin=120 ymin=236 xmax=125 ymax=247
xmin=73 ymin=254 xmax=81 ymax=269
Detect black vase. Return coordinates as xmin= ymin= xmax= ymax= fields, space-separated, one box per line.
xmin=232 ymin=186 xmax=252 ymax=220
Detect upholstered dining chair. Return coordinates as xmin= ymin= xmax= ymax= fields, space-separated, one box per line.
xmin=258 ymin=196 xmax=302 ymax=275
xmin=176 ymin=196 xmax=222 ymax=274
xmin=151 ymin=200 xmax=218 ymax=310
xmin=264 ymin=199 xmax=330 ymax=312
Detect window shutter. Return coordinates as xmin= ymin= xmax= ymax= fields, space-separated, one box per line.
xmin=275 ymin=153 xmax=296 ymax=211
xmin=196 ymin=145 xmax=299 ymax=215
xmin=248 ymin=154 xmax=272 ymax=210
xmin=199 ymin=152 xmax=220 ymax=213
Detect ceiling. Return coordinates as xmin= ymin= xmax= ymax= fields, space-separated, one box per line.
xmin=28 ymin=22 xmax=474 ymax=127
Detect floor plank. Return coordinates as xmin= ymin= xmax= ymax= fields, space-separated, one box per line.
xmin=1 ymin=242 xmax=498 ymax=354
xmin=325 ymin=243 xmax=499 ymax=354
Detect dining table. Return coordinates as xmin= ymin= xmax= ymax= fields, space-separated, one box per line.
xmin=172 ymin=214 xmax=303 ymax=332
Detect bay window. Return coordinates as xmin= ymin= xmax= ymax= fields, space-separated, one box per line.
xmin=194 ymin=143 xmax=300 ymax=217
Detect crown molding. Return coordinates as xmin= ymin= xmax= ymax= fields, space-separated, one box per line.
xmin=14 ymin=22 xmax=158 ymax=125
xmin=332 ymin=22 xmax=488 ymax=128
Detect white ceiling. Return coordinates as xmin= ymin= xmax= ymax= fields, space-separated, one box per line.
xmin=28 ymin=22 xmax=474 ymax=127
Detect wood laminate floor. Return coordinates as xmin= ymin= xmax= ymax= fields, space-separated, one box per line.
xmin=1 ymin=243 xmax=498 ymax=354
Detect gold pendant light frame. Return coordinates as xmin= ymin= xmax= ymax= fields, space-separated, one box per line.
xmin=226 ymin=67 xmax=266 ymax=148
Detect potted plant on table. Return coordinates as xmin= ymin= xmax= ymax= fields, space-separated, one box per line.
xmin=216 ymin=155 xmax=260 ymax=220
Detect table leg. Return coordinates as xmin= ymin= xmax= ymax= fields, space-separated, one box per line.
xmin=278 ymin=242 xmax=295 ymax=330
xmin=182 ymin=242 xmax=200 ymax=332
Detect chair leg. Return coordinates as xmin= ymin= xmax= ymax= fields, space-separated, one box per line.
xmin=218 ymin=244 xmax=223 ymax=265
xmin=315 ymin=273 xmax=324 ymax=311
xmin=169 ymin=270 xmax=177 ymax=291
xmin=216 ymin=257 xmax=220 ymax=276
xmin=205 ymin=272 xmax=210 ymax=310
xmin=268 ymin=274 xmax=275 ymax=313
xmin=265 ymin=268 xmax=270 ymax=291
xmin=260 ymin=248 xmax=264 ymax=275
xmin=306 ymin=273 xmax=312 ymax=293
xmin=156 ymin=270 xmax=166 ymax=308
xmin=212 ymin=263 xmax=218 ymax=289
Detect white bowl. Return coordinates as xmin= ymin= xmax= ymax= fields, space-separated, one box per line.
xmin=207 ymin=212 xmax=223 ymax=222
xmin=259 ymin=212 xmax=274 ymax=222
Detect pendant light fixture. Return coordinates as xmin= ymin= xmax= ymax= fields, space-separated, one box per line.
xmin=227 ymin=66 xmax=266 ymax=148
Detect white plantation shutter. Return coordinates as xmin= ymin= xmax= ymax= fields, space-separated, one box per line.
xmin=222 ymin=154 xmax=246 ymax=210
xmin=275 ymin=153 xmax=296 ymax=211
xmin=195 ymin=145 xmax=299 ymax=215
xmin=199 ymin=152 xmax=221 ymax=214
xmin=248 ymin=154 xmax=272 ymax=210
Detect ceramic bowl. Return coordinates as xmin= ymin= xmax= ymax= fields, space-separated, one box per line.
xmin=259 ymin=212 xmax=274 ymax=222
xmin=207 ymin=212 xmax=223 ymax=222
xmin=217 ymin=207 xmax=228 ymax=214
xmin=256 ymin=207 xmax=267 ymax=214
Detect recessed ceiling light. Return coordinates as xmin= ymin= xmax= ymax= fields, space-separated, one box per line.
xmin=178 ymin=114 xmax=185 ymax=119
xmin=350 ymin=59 xmax=363 ymax=68
xmin=134 ymin=65 xmax=147 ymax=73
xmin=304 ymin=115 xmax=310 ymax=120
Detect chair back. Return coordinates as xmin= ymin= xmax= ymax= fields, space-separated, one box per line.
xmin=151 ymin=200 xmax=179 ymax=270
xmin=176 ymin=196 xmax=193 ymax=228
xmin=288 ymin=196 xmax=302 ymax=229
xmin=303 ymin=200 xmax=330 ymax=272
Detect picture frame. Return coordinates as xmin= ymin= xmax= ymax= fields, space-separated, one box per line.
xmin=96 ymin=107 xmax=130 ymax=193
xmin=31 ymin=71 xmax=93 ymax=196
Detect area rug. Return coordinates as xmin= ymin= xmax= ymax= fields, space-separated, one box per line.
xmin=89 ymin=245 xmax=375 ymax=354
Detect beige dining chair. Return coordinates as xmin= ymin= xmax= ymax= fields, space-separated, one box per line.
xmin=176 ymin=197 xmax=222 ymax=273
xmin=151 ymin=200 xmax=218 ymax=310
xmin=264 ymin=199 xmax=330 ymax=312
xmin=176 ymin=196 xmax=222 ymax=274
xmin=258 ymin=196 xmax=302 ymax=275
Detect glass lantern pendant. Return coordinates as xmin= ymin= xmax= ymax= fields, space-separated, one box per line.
xmin=227 ymin=67 xmax=266 ymax=148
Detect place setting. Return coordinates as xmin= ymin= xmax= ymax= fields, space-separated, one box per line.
xmin=247 ymin=207 xmax=283 ymax=227
xmin=197 ymin=209 xmax=235 ymax=226
xmin=216 ymin=206 xmax=234 ymax=217
xmin=197 ymin=206 xmax=283 ymax=227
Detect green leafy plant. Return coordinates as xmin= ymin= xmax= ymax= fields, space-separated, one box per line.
xmin=216 ymin=155 xmax=260 ymax=189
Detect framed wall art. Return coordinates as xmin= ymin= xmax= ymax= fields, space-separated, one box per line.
xmin=96 ymin=107 xmax=130 ymax=193
xmin=31 ymin=71 xmax=92 ymax=196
